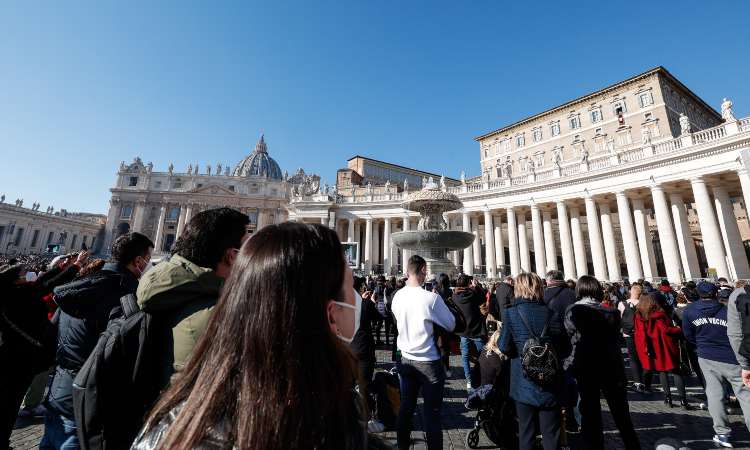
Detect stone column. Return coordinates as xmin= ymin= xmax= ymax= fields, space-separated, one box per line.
xmin=183 ymin=203 xmax=194 ymax=226
xmin=132 ymin=201 xmax=147 ymax=233
xmin=364 ymin=218 xmax=373 ymax=274
xmin=507 ymin=208 xmax=520 ymax=276
xmin=517 ymin=210 xmax=530 ymax=273
xmin=102 ymin=198 xmax=121 ymax=253
xmin=462 ymin=212 xmax=474 ymax=275
xmin=471 ymin=216 xmax=482 ymax=272
xmin=632 ymin=198 xmax=659 ymax=280
xmin=530 ymin=204 xmax=546 ymax=276
xmin=483 ymin=210 xmax=497 ymax=278
xmin=651 ymin=186 xmax=684 ymax=283
xmin=383 ymin=218 xmax=392 ymax=276
xmin=257 ymin=210 xmax=267 ymax=230
xmin=738 ymin=168 xmax=750 ymax=221
xmin=372 ymin=221 xmax=380 ymax=271
xmin=714 ymin=186 xmax=750 ymax=279
xmin=691 ymin=178 xmax=730 ymax=279
xmin=153 ymin=204 xmax=168 ymax=253
xmin=347 ymin=218 xmax=355 ymax=243
xmin=493 ymin=215 xmax=504 ymax=272
xmin=542 ymin=210 xmax=557 ymax=271
xmin=584 ymin=195 xmax=608 ymax=281
xmin=556 ymin=201 xmax=576 ymax=280
xmin=600 ymin=202 xmax=622 ymax=281
xmin=354 ymin=221 xmax=362 ymax=267
xmin=328 ymin=211 xmax=336 ymax=229
xmin=175 ymin=205 xmax=188 ymax=238
xmin=615 ymin=192 xmax=644 ymax=280
xmin=402 ymin=216 xmax=411 ymax=269
xmin=569 ymin=206 xmax=588 ymax=277
xmin=670 ymin=193 xmax=701 ymax=280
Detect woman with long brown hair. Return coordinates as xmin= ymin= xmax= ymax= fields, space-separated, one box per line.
xmin=633 ymin=292 xmax=691 ymax=409
xmin=131 ymin=222 xmax=385 ymax=450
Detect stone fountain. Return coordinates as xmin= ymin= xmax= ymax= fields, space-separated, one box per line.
xmin=391 ymin=178 xmax=475 ymax=278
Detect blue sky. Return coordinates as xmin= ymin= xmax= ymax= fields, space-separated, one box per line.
xmin=1 ymin=1 xmax=748 ymax=214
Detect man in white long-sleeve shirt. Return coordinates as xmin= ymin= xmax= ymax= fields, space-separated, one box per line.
xmin=391 ymin=255 xmax=455 ymax=450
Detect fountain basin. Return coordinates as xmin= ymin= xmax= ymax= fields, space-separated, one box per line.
xmin=391 ymin=230 xmax=475 ymax=251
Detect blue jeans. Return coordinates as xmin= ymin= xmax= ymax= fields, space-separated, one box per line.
xmin=39 ymin=411 xmax=80 ymax=450
xmin=460 ymin=336 xmax=485 ymax=384
xmin=396 ymin=358 xmax=445 ymax=450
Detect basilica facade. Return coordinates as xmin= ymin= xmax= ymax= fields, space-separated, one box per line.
xmin=103 ymin=135 xmax=318 ymax=255
xmin=288 ymin=67 xmax=750 ymax=283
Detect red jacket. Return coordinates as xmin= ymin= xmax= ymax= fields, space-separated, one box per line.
xmin=634 ymin=310 xmax=682 ymax=371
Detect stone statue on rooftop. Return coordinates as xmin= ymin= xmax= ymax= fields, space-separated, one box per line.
xmin=679 ymin=113 xmax=691 ymax=135
xmin=207 ymin=165 xmax=212 ymax=176
xmin=216 ymin=163 xmax=222 ymax=174
xmin=641 ymin=127 xmax=651 ymax=145
xmin=0 ymin=194 xmax=4 ymax=203
xmin=224 ymin=166 xmax=230 ymax=176
xmin=460 ymin=171 xmax=465 ymax=184
xmin=187 ymin=164 xmax=193 ymax=174
xmin=721 ymin=97 xmax=736 ymax=122
xmin=168 ymin=163 xmax=174 ymax=175
xmin=147 ymin=162 xmax=153 ymax=173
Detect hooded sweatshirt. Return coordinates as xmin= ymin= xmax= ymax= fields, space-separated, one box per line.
xmin=137 ymin=254 xmax=223 ymax=388
xmin=682 ymin=298 xmax=738 ymax=365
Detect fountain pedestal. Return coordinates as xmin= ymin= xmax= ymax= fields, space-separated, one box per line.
xmin=391 ymin=182 xmax=475 ymax=279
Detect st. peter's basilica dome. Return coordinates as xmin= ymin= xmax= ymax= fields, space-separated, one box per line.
xmin=232 ymin=135 xmax=283 ymax=180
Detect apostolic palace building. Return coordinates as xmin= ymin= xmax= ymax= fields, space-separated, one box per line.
xmin=288 ymin=67 xmax=750 ymax=283
xmin=3 ymin=66 xmax=750 ymax=284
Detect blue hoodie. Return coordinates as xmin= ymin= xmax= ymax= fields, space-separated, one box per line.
xmin=682 ymin=299 xmax=738 ymax=365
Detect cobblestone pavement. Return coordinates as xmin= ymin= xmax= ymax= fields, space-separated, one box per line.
xmin=11 ymin=349 xmax=750 ymax=449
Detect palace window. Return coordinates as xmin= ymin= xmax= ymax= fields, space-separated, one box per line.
xmin=120 ymin=205 xmax=133 ymax=219
xmin=617 ymin=129 xmax=632 ymax=146
xmin=502 ymin=139 xmax=512 ymax=152
xmin=168 ymin=207 xmax=180 ymax=220
xmin=569 ymin=114 xmax=581 ymax=130
xmin=128 ymin=176 xmax=138 ymax=187
xmin=71 ymin=235 xmax=78 ymax=249
xmin=533 ymin=152 xmax=545 ymax=168
xmin=155 ymin=181 xmax=162 ymax=188
xmin=638 ymin=91 xmax=654 ymax=108
xmin=550 ymin=121 xmax=561 ymax=136
xmin=613 ymin=99 xmax=627 ymax=115
xmin=532 ymin=127 xmax=543 ymax=142
xmin=516 ymin=133 xmax=525 ymax=148
xmin=229 ymin=185 xmax=235 ymax=192
xmin=590 ymin=108 xmax=602 ymax=123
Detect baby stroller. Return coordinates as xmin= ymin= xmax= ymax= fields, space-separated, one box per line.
xmin=464 ymin=384 xmax=518 ymax=449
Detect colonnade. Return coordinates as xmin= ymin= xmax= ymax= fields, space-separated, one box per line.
xmin=318 ymin=172 xmax=750 ymax=282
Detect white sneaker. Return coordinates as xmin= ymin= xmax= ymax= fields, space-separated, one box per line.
xmin=713 ymin=434 xmax=733 ymax=448
xmin=367 ymin=419 xmax=385 ymax=433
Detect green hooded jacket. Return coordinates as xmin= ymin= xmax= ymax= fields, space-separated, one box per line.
xmin=136 ymin=254 xmax=223 ymax=388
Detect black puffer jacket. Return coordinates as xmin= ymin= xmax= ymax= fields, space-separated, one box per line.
xmin=46 ymin=263 xmax=138 ymax=418
xmin=453 ymin=287 xmax=486 ymax=338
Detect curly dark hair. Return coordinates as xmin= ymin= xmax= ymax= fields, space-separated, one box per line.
xmin=170 ymin=207 xmax=249 ymax=270
xmin=111 ymin=232 xmax=154 ymax=268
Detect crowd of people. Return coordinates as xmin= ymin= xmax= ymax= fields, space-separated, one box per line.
xmin=3 ymin=208 xmax=750 ymax=449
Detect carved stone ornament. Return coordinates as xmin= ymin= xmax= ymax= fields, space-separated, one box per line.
xmin=288 ymin=168 xmax=321 ymax=196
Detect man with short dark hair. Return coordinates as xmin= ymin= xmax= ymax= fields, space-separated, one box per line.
xmin=392 ymin=255 xmax=455 ymax=450
xmin=136 ymin=207 xmax=249 ymax=388
xmin=684 ymin=281 xmax=750 ymax=448
xmin=41 ymin=232 xmax=153 ymax=449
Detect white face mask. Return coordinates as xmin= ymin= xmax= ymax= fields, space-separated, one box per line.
xmin=333 ymin=289 xmax=362 ymax=344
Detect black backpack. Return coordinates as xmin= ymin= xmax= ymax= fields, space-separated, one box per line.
xmin=517 ymin=311 xmax=559 ymax=387
xmin=735 ymin=288 xmax=750 ymax=361
xmin=72 ymin=294 xmax=161 ymax=450
xmin=621 ymin=301 xmax=636 ymax=336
